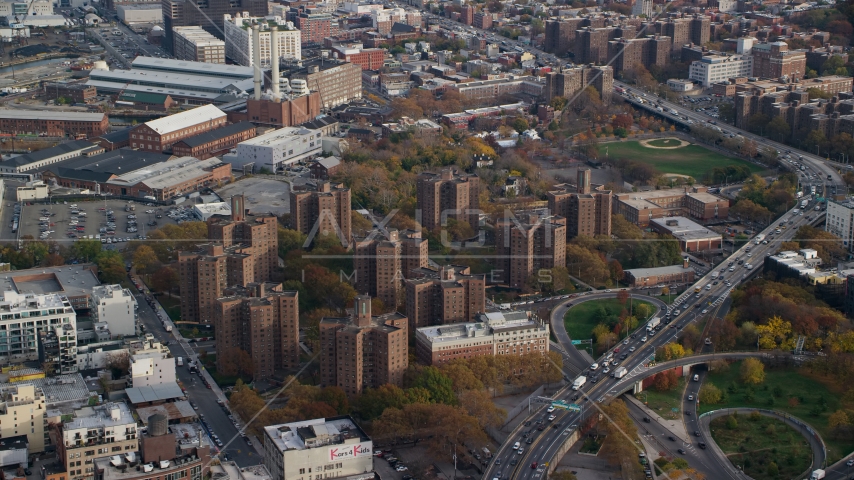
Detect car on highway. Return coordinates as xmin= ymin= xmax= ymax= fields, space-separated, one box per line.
xmin=677 ymin=449 xmax=686 ymax=455
xmin=531 ymin=462 xmax=538 ymax=469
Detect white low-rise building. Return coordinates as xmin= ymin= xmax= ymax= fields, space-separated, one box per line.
xmin=59 ymin=402 xmax=138 ymax=480
xmin=263 ymin=416 xmax=373 ymax=480
xmin=193 ymin=202 xmax=232 ymax=221
xmin=129 ymin=351 xmax=176 ymax=387
xmin=91 ymin=285 xmax=137 ymax=337
xmin=116 ymin=4 xmax=162 ymax=25
xmin=16 ymin=180 xmax=47 ymax=201
xmin=230 ymin=126 xmax=322 ymax=172
xmin=224 ymin=12 xmax=301 ymax=67
xmin=689 ymin=54 xmax=754 ymax=87
xmin=667 ymin=79 xmax=695 ymax=91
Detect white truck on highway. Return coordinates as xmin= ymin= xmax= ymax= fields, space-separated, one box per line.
xmin=646 ymin=317 xmax=661 ymax=332
xmin=810 ymin=469 xmax=825 ymax=480
xmin=801 ymin=199 xmax=809 ymax=208
xmin=614 ymin=367 xmax=628 ymax=379
xmin=572 ymin=376 xmax=587 ymax=390
xmin=754 ymin=234 xmax=765 ymax=245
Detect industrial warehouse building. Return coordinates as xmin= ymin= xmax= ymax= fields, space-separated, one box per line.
xmin=39 ymin=148 xmax=231 ymax=202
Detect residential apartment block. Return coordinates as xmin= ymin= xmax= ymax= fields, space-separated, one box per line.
xmin=495 ymin=213 xmax=567 ymax=289
xmin=353 ymin=229 xmax=427 ymax=310
xmin=161 ymin=0 xmax=267 ymax=55
xmin=289 ymin=181 xmax=352 ymax=246
xmin=415 ymin=311 xmax=549 ymax=366
xmin=751 ymin=41 xmax=806 ymax=81
xmin=215 ymin=283 xmax=299 ymax=380
xmin=543 ymin=65 xmax=612 ymax=104
xmin=58 ymin=403 xmax=138 ymax=480
xmin=405 ymin=265 xmax=486 ymax=332
xmin=0 ymin=291 xmax=77 ymax=371
xmin=0 ymin=383 xmax=47 ymax=453
xmin=319 ymin=296 xmax=408 ymax=396
xmin=608 ymin=36 xmax=670 ymax=75
xmin=416 ymin=168 xmax=480 ymax=233
xmin=826 ymin=197 xmax=854 ymax=251
xmin=129 ymin=351 xmax=176 ymax=387
xmin=224 ymin=13 xmax=301 ymax=67
xmin=179 ymin=195 xmax=278 ymax=324
xmin=613 ymin=186 xmax=729 ymax=227
xmin=91 ymin=285 xmax=137 ymax=337
xmin=280 ymin=58 xmax=362 ymax=108
xmin=547 ymin=168 xmax=612 ymax=240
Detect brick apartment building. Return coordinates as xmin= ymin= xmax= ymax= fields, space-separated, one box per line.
xmin=473 ymin=12 xmax=492 ymax=30
xmin=613 ymin=186 xmax=729 ymax=227
xmin=0 ymin=110 xmax=109 ymax=137
xmin=460 ymin=5 xmax=474 ymax=25
xmin=215 ymin=282 xmax=299 ymax=379
xmin=416 ymin=168 xmax=480 ymax=233
xmin=332 ymin=46 xmax=386 ymax=70
xmin=576 ymin=26 xmax=635 ymax=64
xmin=178 ymin=195 xmax=278 ymax=323
xmin=295 ymin=12 xmax=337 ymax=44
xmin=405 ymin=265 xmax=486 ymax=332
xmin=547 ymin=168 xmax=613 ymax=240
xmin=281 ymin=58 xmax=362 ymax=109
xmin=608 ymin=36 xmax=671 ymax=75
xmin=415 ymin=310 xmax=549 ymax=366
xmin=353 ymin=229 xmax=428 ymax=310
xmin=129 ymin=104 xmax=227 ymax=153
xmin=172 ymin=121 xmax=256 ymax=159
xmin=495 ymin=213 xmax=567 ymax=289
xmin=751 ymin=41 xmax=806 ymax=81
xmin=544 ymin=65 xmax=612 ymax=104
xmin=319 ymin=296 xmax=408 ymax=396
xmin=290 ymin=181 xmax=352 ymax=246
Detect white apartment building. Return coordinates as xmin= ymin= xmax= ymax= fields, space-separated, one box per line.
xmin=826 ymin=198 xmax=854 ymax=251
xmin=0 ymin=383 xmax=47 ymax=453
xmin=59 ymin=402 xmax=138 ymax=480
xmin=172 ymin=26 xmax=226 ymax=64
xmin=689 ymin=54 xmax=754 ymax=87
xmin=414 ymin=311 xmax=550 ymax=365
xmin=0 ymin=291 xmax=76 ymax=367
xmin=224 ymin=13 xmax=301 ymax=67
xmin=231 ymin=126 xmax=321 ymax=171
xmin=263 ymin=416 xmax=373 ymax=480
xmin=91 ymin=285 xmax=137 ymax=337
xmin=129 ymin=351 xmax=176 ymax=387
xmin=632 ymin=0 xmax=652 ymax=17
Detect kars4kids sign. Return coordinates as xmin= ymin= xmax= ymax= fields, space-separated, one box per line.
xmin=328 ymin=443 xmax=372 ymax=462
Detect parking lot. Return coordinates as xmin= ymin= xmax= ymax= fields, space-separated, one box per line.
xmin=9 ymin=198 xmax=193 ymax=248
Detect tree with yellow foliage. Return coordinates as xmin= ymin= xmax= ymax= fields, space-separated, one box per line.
xmin=739 ymin=358 xmax=766 ymax=385
xmin=755 ymin=316 xmax=794 ymax=350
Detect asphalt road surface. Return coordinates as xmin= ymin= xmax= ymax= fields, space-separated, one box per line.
xmin=134 ymin=290 xmax=263 ymax=467
xmin=485 ymin=201 xmax=825 ymax=480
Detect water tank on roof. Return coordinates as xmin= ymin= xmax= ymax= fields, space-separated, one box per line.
xmin=93 ymin=60 xmax=108 ymax=71
xmin=148 ymin=414 xmax=167 ymax=437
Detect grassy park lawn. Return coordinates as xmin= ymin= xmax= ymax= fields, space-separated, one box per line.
xmin=563 ymin=298 xmax=654 ymax=349
xmin=709 ymin=414 xmax=811 ymax=480
xmin=598 ymin=141 xmax=764 ymax=179
xmin=634 ymin=378 xmax=686 ymax=420
xmin=157 ymin=295 xmax=182 ymax=321
xmin=700 ymin=361 xmax=854 ymax=462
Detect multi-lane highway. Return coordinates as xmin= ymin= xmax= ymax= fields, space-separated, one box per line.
xmin=486 ymin=200 xmax=825 ymax=480
xmin=614 ymin=81 xmax=844 ymax=188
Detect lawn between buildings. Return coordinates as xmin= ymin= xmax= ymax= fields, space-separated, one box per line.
xmin=700 ymin=360 xmax=854 ymax=462
xmin=634 ymin=377 xmax=687 ymax=420
xmin=563 ymin=298 xmax=655 ymax=352
xmin=709 ymin=414 xmax=812 ymax=480
xmin=597 ymin=141 xmax=764 ymax=179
